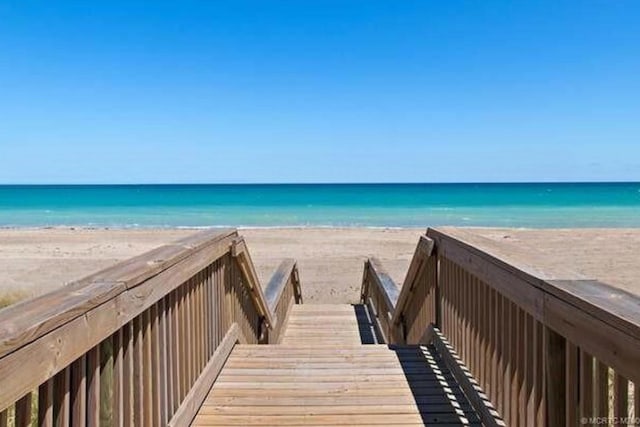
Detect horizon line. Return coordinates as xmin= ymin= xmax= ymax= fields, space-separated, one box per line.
xmin=1 ymin=181 xmax=639 ymax=186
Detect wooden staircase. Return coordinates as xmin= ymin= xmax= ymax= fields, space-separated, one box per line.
xmin=192 ymin=304 xmax=482 ymax=426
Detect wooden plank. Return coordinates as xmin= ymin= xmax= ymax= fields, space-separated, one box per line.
xmin=14 ymin=393 xmax=32 ymax=427
xmin=543 ymin=292 xmax=640 ymax=384
xmin=86 ymin=346 xmax=100 ymax=427
xmin=203 ymin=395 xmax=473 ymax=406
xmin=122 ymin=323 xmax=134 ymax=426
xmin=99 ymin=338 xmax=114 ymax=426
xmin=0 ymin=229 xmax=237 ymax=359
xmin=545 ymin=326 xmax=566 ymax=427
xmin=113 ymin=330 xmax=123 ymax=427
xmin=38 ymin=378 xmax=54 ymax=427
xmin=150 ymin=303 xmax=161 ymax=426
xmin=132 ymin=316 xmax=143 ymax=426
xmin=53 ymin=367 xmax=70 ymax=427
xmin=0 ymin=234 xmax=235 ymax=410
xmin=430 ymin=327 xmax=505 ymax=427
xmin=579 ymin=350 xmax=594 ymax=422
xmin=168 ymin=323 xmax=243 ymax=427
xmin=593 ymin=361 xmax=609 ymax=418
xmin=142 ymin=310 xmax=153 ymax=427
xmin=565 ymin=342 xmax=579 ymax=426
xmin=196 ymin=404 xmax=473 ymax=415
xmin=264 ymin=259 xmax=296 ymax=313
xmin=71 ymin=355 xmax=87 ymax=427
xmin=231 ymin=238 xmax=275 ymax=329
xmin=158 ymin=297 xmax=168 ymax=425
xmin=614 ymin=373 xmax=629 ymax=420
xmin=391 ymin=235 xmax=435 ymax=327
xmin=429 ymin=228 xmax=640 ymax=369
xmin=192 ymin=413 xmax=465 ymax=426
xmin=365 ymin=258 xmax=400 ymax=312
xmin=169 ymin=291 xmax=179 ymax=415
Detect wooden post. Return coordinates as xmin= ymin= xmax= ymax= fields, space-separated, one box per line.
xmin=545 ymin=327 xmax=566 ymax=427
xmin=434 ymin=254 xmax=442 ymax=330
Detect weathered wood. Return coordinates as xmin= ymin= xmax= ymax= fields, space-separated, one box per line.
xmin=86 ymin=346 xmax=100 ymax=427
xmin=613 ymin=373 xmax=629 ymax=421
xmin=0 ymin=229 xmax=238 ymax=360
xmin=363 ymin=258 xmax=400 ymax=311
xmin=53 ymin=367 xmax=70 ymax=427
xmin=565 ymin=342 xmax=579 ymax=426
xmin=390 ymin=235 xmax=435 ymax=327
xmin=593 ymin=361 xmax=609 ymax=418
xmin=70 ymin=355 xmax=87 ymax=427
xmin=231 ymin=238 xmax=275 ymax=329
xmin=430 ymin=326 xmax=505 ymax=427
xmin=579 ymin=350 xmax=594 ymax=423
xmin=264 ymin=259 xmax=297 ymax=313
xmin=0 ymin=228 xmax=301 ymax=424
xmin=0 ymin=234 xmax=237 ymax=411
xmin=194 ymin=337 xmax=492 ymax=426
xmin=38 ymin=378 xmax=54 ymax=427
xmin=169 ymin=324 xmax=245 ymax=427
xmin=544 ymin=327 xmax=565 ymax=427
xmin=14 ymin=393 xmax=32 ymax=427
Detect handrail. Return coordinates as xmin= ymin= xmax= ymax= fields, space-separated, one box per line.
xmin=263 ymin=259 xmax=303 ymax=343
xmin=360 ymin=258 xmax=399 ymax=342
xmin=0 ymin=228 xmax=238 ymax=359
xmin=264 ymin=259 xmax=302 ymax=313
xmin=230 ymin=237 xmax=276 ymax=330
xmin=391 ymin=235 xmax=435 ymax=326
xmin=361 ymin=226 xmax=640 ymax=426
xmin=0 ymin=229 xmax=303 ymax=425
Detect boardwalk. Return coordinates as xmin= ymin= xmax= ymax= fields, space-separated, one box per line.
xmin=1 ymin=227 xmax=638 ymax=427
xmin=194 ymin=304 xmax=481 ymax=426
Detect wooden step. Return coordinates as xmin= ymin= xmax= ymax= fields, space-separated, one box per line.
xmin=191 ymin=305 xmax=483 ymax=426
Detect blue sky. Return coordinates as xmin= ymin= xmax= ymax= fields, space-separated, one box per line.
xmin=1 ymin=1 xmax=639 ymax=183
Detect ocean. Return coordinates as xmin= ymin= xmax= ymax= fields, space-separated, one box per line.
xmin=0 ymin=183 xmax=639 ymax=228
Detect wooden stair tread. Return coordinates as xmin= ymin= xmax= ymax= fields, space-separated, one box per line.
xmin=192 ymin=304 xmax=483 ymax=426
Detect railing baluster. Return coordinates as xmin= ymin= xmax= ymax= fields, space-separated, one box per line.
xmin=150 ymin=303 xmax=160 ymax=426
xmin=122 ymin=323 xmax=134 ymax=425
xmin=170 ymin=290 xmax=179 ymax=414
xmin=38 ymin=378 xmax=54 ymax=427
xmin=614 ymin=373 xmax=629 ymax=422
xmin=132 ymin=316 xmax=143 ymax=426
xmin=87 ymin=346 xmax=100 ymax=427
xmin=71 ymin=355 xmax=87 ymax=427
xmin=53 ymin=366 xmax=70 ymax=426
xmin=113 ymin=330 xmax=123 ymax=427
xmin=579 ymin=350 xmax=594 ymax=423
xmin=545 ymin=327 xmax=566 ymax=427
xmin=14 ymin=393 xmax=32 ymax=427
xmin=594 ymin=361 xmax=609 ymax=419
xmin=634 ymin=381 xmax=640 ymax=421
xmin=159 ymin=298 xmax=168 ymax=425
xmin=566 ymin=342 xmax=579 ymax=426
xmin=1 ymin=230 xmax=294 ymax=427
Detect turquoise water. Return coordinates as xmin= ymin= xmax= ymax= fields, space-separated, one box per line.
xmin=1 ymin=183 xmax=639 ymax=228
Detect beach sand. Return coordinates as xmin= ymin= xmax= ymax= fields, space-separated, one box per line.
xmin=1 ymin=227 xmax=639 ymax=308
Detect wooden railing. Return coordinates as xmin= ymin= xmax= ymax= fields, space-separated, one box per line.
xmin=264 ymin=259 xmax=303 ymax=344
xmin=362 ymin=227 xmax=640 ymax=427
xmin=0 ymin=229 xmax=302 ymax=426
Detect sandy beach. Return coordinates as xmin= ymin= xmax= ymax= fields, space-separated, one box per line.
xmin=1 ymin=227 xmax=639 ymax=308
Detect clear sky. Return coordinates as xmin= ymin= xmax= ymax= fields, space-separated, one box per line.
xmin=1 ymin=1 xmax=639 ymax=184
